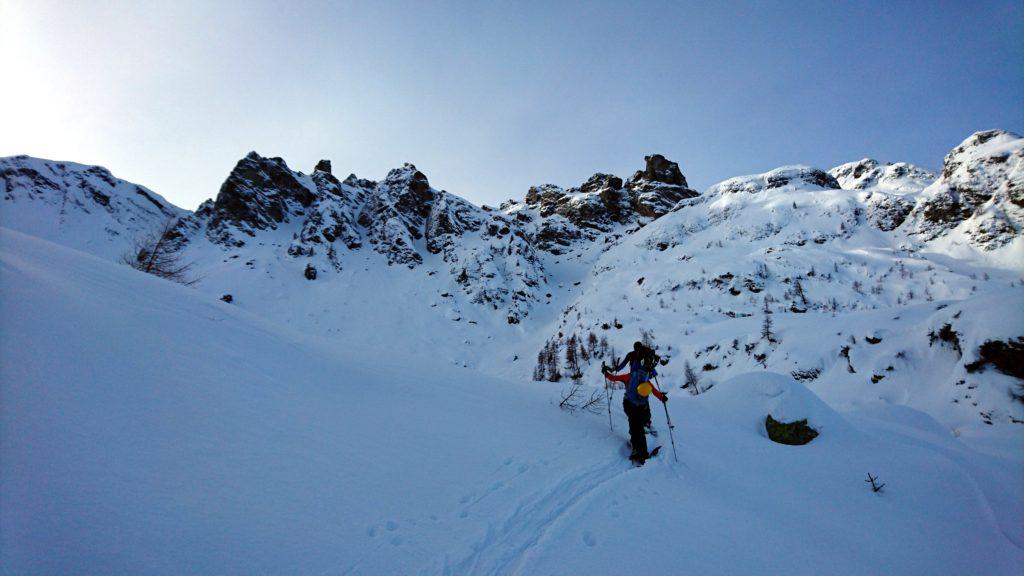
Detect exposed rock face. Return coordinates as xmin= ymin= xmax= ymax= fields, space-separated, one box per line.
xmin=706 ymin=166 xmax=840 ymax=196
xmin=864 ymin=193 xmax=914 ymax=231
xmin=510 ymin=154 xmax=698 ymax=252
xmin=829 ymin=159 xmax=936 ymax=193
xmin=625 ymin=155 xmax=699 ymax=217
xmin=193 ymin=155 xmax=546 ymax=322
xmin=909 ymin=130 xmax=1024 ymax=248
xmin=359 ymin=164 xmax=436 ymax=267
xmin=206 ymin=152 xmax=316 ymax=243
xmin=287 ymin=168 xmax=366 ymax=266
xmin=628 ymin=154 xmax=687 ymax=188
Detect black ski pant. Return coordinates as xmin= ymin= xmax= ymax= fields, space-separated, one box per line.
xmin=623 ymin=398 xmax=651 ymax=458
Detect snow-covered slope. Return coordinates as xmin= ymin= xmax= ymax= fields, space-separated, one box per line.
xmin=1 ymin=131 xmax=1021 ymax=427
xmin=0 ymin=155 xmax=185 ymax=260
xmin=2 ymin=227 xmax=1021 ymax=575
xmin=537 ymin=138 xmax=1023 ymax=425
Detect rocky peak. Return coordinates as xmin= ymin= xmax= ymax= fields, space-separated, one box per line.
xmin=624 ymin=154 xmax=699 ymax=218
xmin=513 ymin=155 xmax=699 ymax=252
xmin=523 ymin=184 xmax=570 ymax=217
xmin=580 ymin=173 xmax=623 ymax=193
xmin=343 ymin=174 xmax=377 ymax=189
xmin=380 ymin=163 xmax=433 ymax=218
xmin=941 ymin=129 xmax=1021 ymax=181
xmin=909 ymin=129 xmax=1023 ymax=248
xmin=314 ymin=159 xmax=332 ymax=174
xmin=356 ymin=164 xmax=438 ymax=267
xmin=206 ymin=152 xmax=317 ymax=243
xmin=627 ymin=154 xmax=688 ymax=189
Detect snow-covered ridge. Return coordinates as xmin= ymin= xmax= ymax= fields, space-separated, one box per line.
xmin=1 ymin=131 xmax=1022 ymax=427
xmin=909 ymin=129 xmax=1024 ymax=249
xmin=2 ymin=150 xmax=696 ymax=324
xmin=829 ymin=158 xmax=937 ymax=193
xmin=0 ymin=155 xmax=185 ymax=260
xmin=705 ymin=165 xmax=840 ymax=196
xmin=535 ymin=133 xmax=1023 ymax=429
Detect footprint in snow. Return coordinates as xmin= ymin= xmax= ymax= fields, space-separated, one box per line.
xmin=517 ymin=464 xmax=529 ymax=473
xmin=583 ymin=531 xmax=597 ymax=547
xmin=386 ymin=520 xmax=399 ymax=532
xmin=366 ymin=526 xmax=376 ymax=538
xmin=390 ymin=535 xmax=404 ymax=546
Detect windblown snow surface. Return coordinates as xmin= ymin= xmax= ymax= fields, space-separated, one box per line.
xmin=2 ymin=227 xmax=1022 ymax=574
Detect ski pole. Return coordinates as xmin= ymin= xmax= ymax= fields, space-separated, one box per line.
xmin=603 ymin=363 xmax=613 ymax=432
xmin=653 ymin=375 xmax=678 ymax=462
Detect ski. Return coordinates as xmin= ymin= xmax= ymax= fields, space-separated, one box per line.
xmin=628 ymin=445 xmax=662 ymax=467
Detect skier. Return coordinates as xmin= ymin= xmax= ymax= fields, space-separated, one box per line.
xmin=603 ymin=341 xmax=666 ymax=465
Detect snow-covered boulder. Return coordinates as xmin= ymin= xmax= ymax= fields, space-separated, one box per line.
xmin=698 ymin=372 xmax=854 ymax=441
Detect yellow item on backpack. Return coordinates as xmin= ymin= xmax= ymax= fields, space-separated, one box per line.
xmin=637 ymin=382 xmax=653 ymax=397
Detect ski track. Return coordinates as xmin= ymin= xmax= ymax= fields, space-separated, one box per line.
xmin=441 ymin=459 xmax=628 ymax=576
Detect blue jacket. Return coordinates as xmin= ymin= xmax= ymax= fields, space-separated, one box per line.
xmin=613 ymin=352 xmax=657 ymax=406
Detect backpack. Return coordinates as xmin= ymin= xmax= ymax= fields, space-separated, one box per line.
xmin=639 ymin=345 xmax=660 ymax=372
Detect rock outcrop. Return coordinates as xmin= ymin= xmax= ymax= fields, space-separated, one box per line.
xmin=205 ymin=152 xmax=317 ymax=244
xmin=908 ymin=130 xmax=1024 ymax=248
xmin=829 ymin=159 xmax=936 ymax=193
xmin=194 ymin=155 xmax=547 ymax=322
xmin=625 ymin=154 xmax=699 ymax=217
xmin=508 ymin=154 xmax=698 ymax=253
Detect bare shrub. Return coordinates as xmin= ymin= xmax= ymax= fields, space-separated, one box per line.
xmin=120 ymin=218 xmax=197 ymax=285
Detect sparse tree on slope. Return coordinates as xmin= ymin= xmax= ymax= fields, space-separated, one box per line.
xmin=120 ymin=218 xmax=197 ymax=285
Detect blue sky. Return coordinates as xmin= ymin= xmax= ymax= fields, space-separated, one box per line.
xmin=2 ymin=0 xmax=1021 ymax=209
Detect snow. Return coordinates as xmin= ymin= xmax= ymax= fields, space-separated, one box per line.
xmin=0 ymin=155 xmax=185 ymax=260
xmin=2 ymin=227 xmax=1022 ymax=575
xmin=544 ymin=160 xmax=1024 ymax=430
xmin=3 ymin=131 xmax=1024 ymax=573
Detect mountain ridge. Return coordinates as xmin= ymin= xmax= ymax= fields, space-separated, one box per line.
xmin=2 ymin=130 xmax=1022 ymax=427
